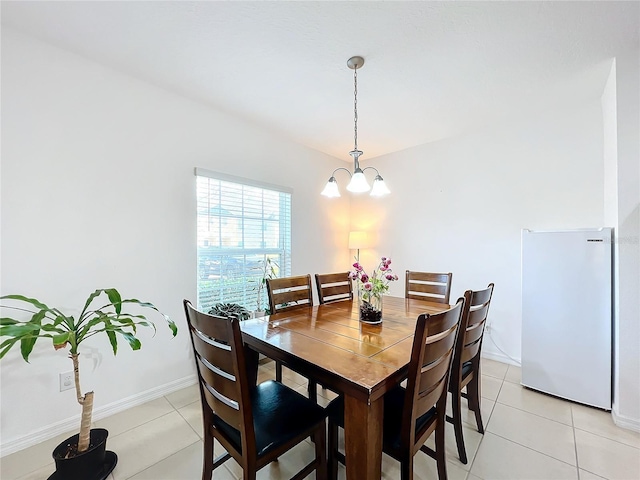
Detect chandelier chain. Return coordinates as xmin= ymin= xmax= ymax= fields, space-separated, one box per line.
xmin=353 ymin=67 xmax=358 ymax=151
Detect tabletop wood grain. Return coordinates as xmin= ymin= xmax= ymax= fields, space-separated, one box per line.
xmin=240 ymin=295 xmax=451 ymax=480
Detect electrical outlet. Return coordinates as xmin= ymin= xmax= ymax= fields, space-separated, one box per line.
xmin=59 ymin=371 xmax=74 ymax=392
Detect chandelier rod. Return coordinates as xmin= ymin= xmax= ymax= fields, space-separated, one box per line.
xmin=353 ymin=63 xmax=358 ymax=152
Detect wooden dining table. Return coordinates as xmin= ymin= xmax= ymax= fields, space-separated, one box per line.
xmin=240 ymin=295 xmax=451 ymax=480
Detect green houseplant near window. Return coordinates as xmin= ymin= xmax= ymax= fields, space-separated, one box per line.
xmin=0 ymin=288 xmax=177 ymax=479
xmin=253 ymin=257 xmax=278 ymax=315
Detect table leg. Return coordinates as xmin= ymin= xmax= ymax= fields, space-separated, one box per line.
xmin=344 ymin=394 xmax=383 ymax=480
xmin=244 ymin=346 xmax=259 ymax=386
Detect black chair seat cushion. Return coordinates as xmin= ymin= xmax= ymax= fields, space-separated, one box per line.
xmin=214 ymin=380 xmax=326 ymax=458
xmin=462 ymin=360 xmax=473 ymax=379
xmin=327 ymin=386 xmax=436 ymax=453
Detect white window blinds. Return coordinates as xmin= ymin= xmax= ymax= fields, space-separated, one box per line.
xmin=195 ymin=169 xmax=292 ymax=313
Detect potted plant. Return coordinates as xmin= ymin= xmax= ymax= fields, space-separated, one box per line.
xmin=208 ymin=302 xmax=250 ymax=320
xmin=252 ymin=257 xmax=278 ymax=317
xmin=0 ymin=288 xmax=177 ymax=480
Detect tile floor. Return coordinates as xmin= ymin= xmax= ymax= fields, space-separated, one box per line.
xmin=2 ymin=359 xmax=639 ymax=480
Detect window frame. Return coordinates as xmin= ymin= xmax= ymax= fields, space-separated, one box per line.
xmin=194 ymin=168 xmax=292 ymax=313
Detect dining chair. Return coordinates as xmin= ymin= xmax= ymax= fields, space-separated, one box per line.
xmin=266 ymin=275 xmax=316 ymax=397
xmin=327 ymin=298 xmax=465 ymax=480
xmin=405 ymin=270 xmax=453 ymax=304
xmin=315 ymin=272 xmax=354 ymax=304
xmin=183 ymin=300 xmax=328 ymax=480
xmin=446 ymin=283 xmax=494 ymax=464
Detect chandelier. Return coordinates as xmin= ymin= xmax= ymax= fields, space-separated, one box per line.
xmin=321 ymin=56 xmax=390 ymax=198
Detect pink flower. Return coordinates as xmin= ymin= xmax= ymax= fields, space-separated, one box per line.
xmin=381 ymin=257 xmax=387 ymax=262
xmin=349 ymin=271 xmax=358 ymax=280
xmin=364 ymin=282 xmax=373 ymax=291
xmin=394 ymin=274 xmax=399 ymax=281
xmin=360 ymin=273 xmax=369 ymax=282
xmin=385 ymin=274 xmax=394 ymax=280
xmin=380 ymin=265 xmax=388 ymax=271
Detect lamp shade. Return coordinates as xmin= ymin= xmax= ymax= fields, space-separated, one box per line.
xmin=349 ymin=231 xmax=370 ymax=250
xmin=370 ymin=175 xmax=391 ymax=197
xmin=321 ymin=177 xmax=341 ymax=198
xmin=346 ymin=169 xmax=370 ymax=193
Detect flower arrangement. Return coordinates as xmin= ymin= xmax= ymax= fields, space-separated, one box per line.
xmin=350 ymin=257 xmax=399 ymax=323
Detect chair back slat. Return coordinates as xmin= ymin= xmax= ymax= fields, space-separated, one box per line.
xmin=315 ymin=272 xmax=353 ymax=304
xmin=461 ymin=340 xmax=481 ymax=364
xmin=405 ymin=271 xmax=453 ymax=304
xmin=417 ymin=336 xmax=456 ymax=394
xmin=267 ymin=275 xmax=313 ymax=313
xmin=188 ymin=307 xmax=235 ymax=344
xmin=408 ymin=283 xmax=449 ymax=296
xmin=467 ymin=303 xmax=489 ymax=327
xmin=401 ymin=299 xmax=464 ymax=448
xmin=183 ymin=300 xmax=255 ymax=454
xmin=460 ymin=284 xmax=494 ymax=366
xmin=198 ymin=359 xmax=243 ymax=428
xmin=191 ymin=329 xmax=236 ymax=376
xmin=197 ymin=356 xmax=240 ymax=407
xmin=464 ymin=321 xmax=485 ymax=348
xmin=471 ymin=287 xmax=493 ymax=306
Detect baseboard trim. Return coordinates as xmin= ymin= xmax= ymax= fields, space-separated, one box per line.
xmin=0 ymin=374 xmax=197 ymax=457
xmin=612 ymin=405 xmax=640 ymax=432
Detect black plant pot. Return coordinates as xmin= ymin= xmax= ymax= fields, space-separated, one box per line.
xmin=48 ymin=428 xmax=117 ymax=480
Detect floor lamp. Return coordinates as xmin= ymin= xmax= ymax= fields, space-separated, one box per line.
xmin=348 ymin=231 xmax=370 ymax=263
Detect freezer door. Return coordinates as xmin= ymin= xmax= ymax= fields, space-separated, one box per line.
xmin=521 ymin=228 xmax=612 ymax=409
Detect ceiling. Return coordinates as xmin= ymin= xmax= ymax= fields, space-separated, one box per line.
xmin=2 ymin=1 xmax=638 ymax=162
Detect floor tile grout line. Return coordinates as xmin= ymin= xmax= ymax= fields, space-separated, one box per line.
xmin=464 ymin=379 xmax=500 ymax=478
xmin=571 ymin=402 xmax=581 ymax=479
xmin=484 ymin=430 xmax=579 ymax=469
xmin=492 ymin=398 xmax=574 ymax=427
xmin=121 ymin=439 xmax=202 ymax=480
xmin=172 ymin=400 xmax=203 ymax=440
xmin=106 ymin=409 xmax=181 ymax=442
xmin=572 ymin=425 xmax=640 ymax=450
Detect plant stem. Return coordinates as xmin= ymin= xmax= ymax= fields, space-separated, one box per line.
xmin=71 ymin=353 xmax=93 ymax=452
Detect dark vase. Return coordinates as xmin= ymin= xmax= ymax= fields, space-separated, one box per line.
xmin=48 ymin=428 xmax=117 ymax=480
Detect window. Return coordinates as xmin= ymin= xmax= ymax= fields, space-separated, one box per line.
xmin=195 ymin=168 xmax=292 ymax=313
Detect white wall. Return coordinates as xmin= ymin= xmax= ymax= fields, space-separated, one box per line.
xmin=351 ymin=101 xmax=605 ymax=365
xmin=0 ymin=28 xmax=350 ymax=453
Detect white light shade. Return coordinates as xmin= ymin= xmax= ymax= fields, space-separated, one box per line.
xmin=321 ymin=178 xmax=341 ymax=197
xmin=346 ymin=169 xmax=370 ymax=193
xmin=349 ymin=231 xmax=370 ymax=249
xmin=370 ymin=176 xmax=391 ymax=197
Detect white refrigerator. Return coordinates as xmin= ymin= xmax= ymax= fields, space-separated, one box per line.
xmin=521 ymin=228 xmax=612 ymax=410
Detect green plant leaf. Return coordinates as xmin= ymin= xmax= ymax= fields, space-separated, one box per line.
xmin=118 ymin=330 xmax=141 ymax=350
xmin=52 ymin=332 xmax=71 ymax=348
xmin=1 ymin=289 xmax=176 ymax=362
xmin=80 ymin=289 xmax=106 ymax=320
xmin=77 ymin=317 xmax=100 ymax=338
xmin=121 ymin=298 xmax=176 ymax=336
xmin=0 ymin=294 xmax=51 ymax=311
xmin=0 ymin=338 xmax=20 ymax=359
xmin=106 ymin=330 xmax=117 ymax=355
xmin=105 ymin=289 xmax=122 ymax=315
xmin=20 ymin=336 xmax=37 ymax=361
xmin=0 ymin=323 xmax=41 ymax=337
xmin=19 ymin=310 xmax=48 ymax=360
xmin=41 ymin=324 xmax=66 ymax=333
